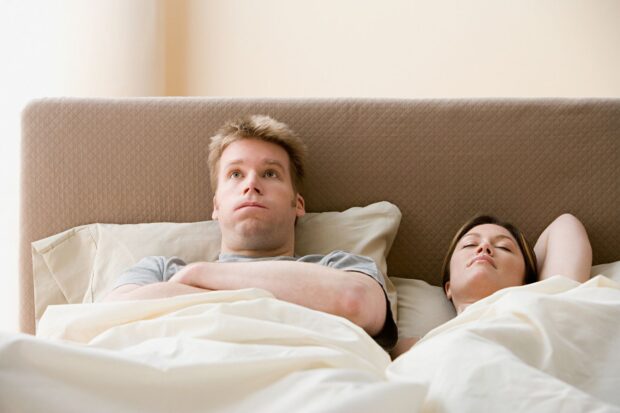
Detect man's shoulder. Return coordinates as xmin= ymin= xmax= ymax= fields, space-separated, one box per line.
xmin=217 ymin=251 xmax=369 ymax=265
xmin=113 ymin=256 xmax=187 ymax=288
xmin=133 ymin=256 xmax=187 ymax=268
xmin=295 ymin=249 xmax=354 ymax=258
xmin=296 ymin=250 xmax=378 ymax=271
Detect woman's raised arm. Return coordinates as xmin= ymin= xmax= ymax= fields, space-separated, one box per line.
xmin=534 ymin=213 xmax=592 ymax=282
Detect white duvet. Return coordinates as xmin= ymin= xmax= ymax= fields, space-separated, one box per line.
xmin=1 ymin=276 xmax=619 ymax=413
xmin=388 ymin=275 xmax=620 ymax=412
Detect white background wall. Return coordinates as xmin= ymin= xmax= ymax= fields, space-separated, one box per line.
xmin=0 ymin=0 xmax=164 ymax=332
xmin=179 ymin=0 xmax=620 ymax=97
xmin=1 ymin=0 xmax=619 ymax=332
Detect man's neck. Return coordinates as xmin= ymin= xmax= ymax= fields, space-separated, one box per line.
xmin=220 ymin=244 xmax=295 ymax=258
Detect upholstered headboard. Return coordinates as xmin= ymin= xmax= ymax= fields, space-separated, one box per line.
xmin=20 ymin=98 xmax=620 ymax=333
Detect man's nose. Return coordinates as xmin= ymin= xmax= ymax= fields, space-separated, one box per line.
xmin=476 ymin=242 xmax=493 ymax=255
xmin=243 ymin=173 xmax=262 ymax=195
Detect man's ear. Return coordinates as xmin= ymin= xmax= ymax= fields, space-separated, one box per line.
xmin=444 ymin=281 xmax=452 ymax=301
xmin=212 ymin=195 xmax=219 ymax=220
xmin=295 ymin=193 xmax=305 ymax=217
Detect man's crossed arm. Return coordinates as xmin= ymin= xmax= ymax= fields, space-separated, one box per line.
xmin=103 ymin=260 xmax=387 ymax=336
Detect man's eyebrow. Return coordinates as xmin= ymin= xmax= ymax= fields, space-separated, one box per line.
xmin=263 ymin=159 xmax=286 ymax=168
xmin=222 ymin=159 xmax=286 ymax=168
xmin=223 ymin=159 xmax=243 ymax=167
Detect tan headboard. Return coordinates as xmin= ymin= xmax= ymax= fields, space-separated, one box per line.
xmin=20 ymin=97 xmax=620 ymax=333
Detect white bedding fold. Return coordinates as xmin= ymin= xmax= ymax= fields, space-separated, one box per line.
xmin=2 ymin=277 xmax=619 ymax=412
xmin=387 ymin=275 xmax=620 ymax=412
xmin=2 ymin=289 xmax=418 ymax=413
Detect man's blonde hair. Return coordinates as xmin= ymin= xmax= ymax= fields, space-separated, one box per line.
xmin=208 ymin=115 xmax=307 ymax=192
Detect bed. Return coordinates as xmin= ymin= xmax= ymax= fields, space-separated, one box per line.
xmin=3 ymin=97 xmax=620 ymax=412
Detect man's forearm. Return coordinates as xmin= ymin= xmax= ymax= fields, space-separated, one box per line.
xmin=103 ymin=282 xmax=211 ymax=302
xmin=170 ymin=260 xmax=386 ymax=335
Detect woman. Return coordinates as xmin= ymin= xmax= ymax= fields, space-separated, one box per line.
xmin=392 ymin=213 xmax=592 ymax=358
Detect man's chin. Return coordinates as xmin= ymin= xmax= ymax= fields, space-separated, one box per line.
xmin=231 ymin=223 xmax=276 ymax=243
xmin=235 ymin=219 xmax=269 ymax=234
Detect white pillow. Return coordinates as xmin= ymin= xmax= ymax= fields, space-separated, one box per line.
xmin=392 ymin=277 xmax=456 ymax=339
xmin=32 ymin=201 xmax=401 ymax=323
xmin=591 ymin=260 xmax=620 ymax=282
xmin=393 ymin=259 xmax=620 ymax=341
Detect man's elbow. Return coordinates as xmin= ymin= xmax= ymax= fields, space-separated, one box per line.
xmin=338 ymin=281 xmax=386 ymax=336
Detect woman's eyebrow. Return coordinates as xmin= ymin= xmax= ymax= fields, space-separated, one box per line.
xmin=462 ymin=233 xmax=516 ymax=244
xmin=493 ymin=234 xmax=517 ymax=243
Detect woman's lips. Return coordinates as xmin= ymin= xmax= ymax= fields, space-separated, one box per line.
xmin=470 ymin=255 xmax=496 ymax=268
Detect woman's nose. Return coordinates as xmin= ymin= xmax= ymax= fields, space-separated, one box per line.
xmin=476 ymin=242 xmax=492 ymax=255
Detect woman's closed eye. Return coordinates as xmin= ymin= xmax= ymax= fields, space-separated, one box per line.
xmin=462 ymin=242 xmax=512 ymax=252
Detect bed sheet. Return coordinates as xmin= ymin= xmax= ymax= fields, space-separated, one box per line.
xmin=0 ymin=289 xmax=422 ymax=413
xmin=388 ymin=275 xmax=620 ymax=412
xmin=1 ymin=277 xmax=620 ymax=412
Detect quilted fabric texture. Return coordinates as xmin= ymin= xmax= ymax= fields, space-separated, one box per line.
xmin=20 ymin=97 xmax=620 ymax=333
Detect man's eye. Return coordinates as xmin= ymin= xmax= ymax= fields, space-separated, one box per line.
xmin=264 ymin=170 xmax=278 ymax=178
xmin=229 ymin=171 xmax=242 ymax=179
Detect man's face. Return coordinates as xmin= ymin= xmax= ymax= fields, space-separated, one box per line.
xmin=212 ymin=138 xmax=305 ymax=256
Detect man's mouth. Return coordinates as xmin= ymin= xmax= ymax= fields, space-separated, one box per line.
xmin=235 ymin=201 xmax=267 ymax=211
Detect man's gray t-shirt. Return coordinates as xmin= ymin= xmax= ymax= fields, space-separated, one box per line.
xmin=113 ymin=250 xmax=397 ymax=349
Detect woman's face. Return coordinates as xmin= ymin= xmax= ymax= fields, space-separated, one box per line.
xmin=445 ymin=224 xmax=526 ymax=314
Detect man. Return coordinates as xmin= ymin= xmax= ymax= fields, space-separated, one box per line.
xmin=104 ymin=115 xmax=397 ymax=349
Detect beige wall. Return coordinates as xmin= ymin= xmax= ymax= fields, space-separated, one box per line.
xmin=18 ymin=0 xmax=166 ymax=97
xmin=170 ymin=0 xmax=620 ymax=97
xmin=2 ymin=0 xmax=619 ymax=332
xmin=0 ymin=0 xmax=165 ymax=332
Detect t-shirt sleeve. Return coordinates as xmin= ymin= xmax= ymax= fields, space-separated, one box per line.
xmin=112 ymin=256 xmax=187 ymax=289
xmin=318 ymin=250 xmax=387 ymax=289
xmin=318 ymin=250 xmax=398 ymax=350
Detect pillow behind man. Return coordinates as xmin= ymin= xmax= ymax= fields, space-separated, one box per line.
xmin=32 ymin=201 xmax=401 ymax=323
